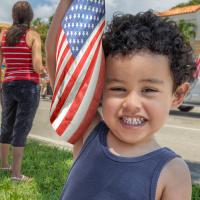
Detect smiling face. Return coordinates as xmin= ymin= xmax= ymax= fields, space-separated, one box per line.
xmin=102 ymin=52 xmax=188 ymax=150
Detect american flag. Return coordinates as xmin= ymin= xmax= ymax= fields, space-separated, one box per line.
xmin=50 ymin=0 xmax=105 ymax=144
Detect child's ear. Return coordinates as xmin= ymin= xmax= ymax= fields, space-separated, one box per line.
xmin=171 ymin=82 xmax=190 ymax=108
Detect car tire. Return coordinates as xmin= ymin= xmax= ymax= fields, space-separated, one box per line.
xmin=178 ymin=105 xmax=194 ymax=112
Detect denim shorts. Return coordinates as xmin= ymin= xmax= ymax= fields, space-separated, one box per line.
xmin=0 ymin=80 xmax=40 ymax=147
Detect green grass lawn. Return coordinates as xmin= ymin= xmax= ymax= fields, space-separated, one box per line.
xmin=0 ymin=140 xmax=73 ymax=200
xmin=0 ymin=140 xmax=200 ymax=200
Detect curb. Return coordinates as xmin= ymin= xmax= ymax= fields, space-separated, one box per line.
xmin=28 ymin=134 xmax=73 ymax=150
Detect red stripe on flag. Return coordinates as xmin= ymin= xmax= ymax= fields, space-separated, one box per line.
xmin=56 ymin=39 xmax=102 ymax=135
xmin=50 ymin=21 xmax=105 ymax=123
xmin=68 ymin=53 xmax=105 ymax=143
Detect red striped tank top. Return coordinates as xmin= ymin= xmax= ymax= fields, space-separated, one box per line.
xmin=1 ymin=30 xmax=39 ymax=84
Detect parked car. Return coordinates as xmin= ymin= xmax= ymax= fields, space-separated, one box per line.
xmin=178 ymin=75 xmax=200 ymax=112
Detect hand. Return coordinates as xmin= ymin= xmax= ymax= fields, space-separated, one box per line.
xmin=37 ymin=66 xmax=46 ymax=74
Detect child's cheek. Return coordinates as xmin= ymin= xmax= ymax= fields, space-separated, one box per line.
xmin=102 ymin=95 xmax=114 ymax=113
xmin=149 ymin=100 xmax=171 ymax=119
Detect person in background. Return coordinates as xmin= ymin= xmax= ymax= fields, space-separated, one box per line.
xmin=0 ymin=59 xmax=6 ymax=81
xmin=40 ymin=71 xmax=48 ymax=99
xmin=40 ymin=66 xmax=52 ymax=99
xmin=0 ymin=1 xmax=44 ymax=181
xmin=46 ymin=73 xmax=52 ymax=100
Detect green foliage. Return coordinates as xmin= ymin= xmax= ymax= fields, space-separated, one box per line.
xmin=0 ymin=140 xmax=72 ymax=200
xmin=48 ymin=15 xmax=54 ymax=27
xmin=178 ymin=19 xmax=196 ymax=42
xmin=31 ymin=18 xmax=49 ymax=62
xmin=174 ymin=0 xmax=200 ymax=8
xmin=171 ymin=0 xmax=198 ymax=43
xmin=192 ymin=184 xmax=200 ymax=200
xmin=31 ymin=16 xmax=54 ymax=64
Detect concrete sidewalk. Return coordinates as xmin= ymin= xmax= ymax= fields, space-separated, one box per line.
xmin=29 ymin=134 xmax=73 ymax=150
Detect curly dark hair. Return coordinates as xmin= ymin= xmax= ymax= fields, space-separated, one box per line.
xmin=6 ymin=1 xmax=33 ymax=46
xmin=102 ymin=11 xmax=196 ymax=90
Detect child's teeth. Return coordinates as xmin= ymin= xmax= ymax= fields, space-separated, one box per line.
xmin=123 ymin=117 xmax=145 ymax=125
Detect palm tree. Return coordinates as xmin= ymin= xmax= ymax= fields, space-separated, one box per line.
xmin=178 ymin=19 xmax=196 ymax=43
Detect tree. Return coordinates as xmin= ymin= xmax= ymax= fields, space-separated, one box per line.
xmin=174 ymin=0 xmax=200 ymax=8
xmin=48 ymin=15 xmax=54 ymax=27
xmin=32 ymin=18 xmax=49 ymax=63
xmin=178 ymin=19 xmax=196 ymax=42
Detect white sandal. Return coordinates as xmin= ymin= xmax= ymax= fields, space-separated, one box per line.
xmin=0 ymin=166 xmax=12 ymax=172
xmin=11 ymin=175 xmax=32 ymax=182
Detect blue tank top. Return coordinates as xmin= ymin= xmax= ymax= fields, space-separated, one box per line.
xmin=60 ymin=121 xmax=179 ymax=200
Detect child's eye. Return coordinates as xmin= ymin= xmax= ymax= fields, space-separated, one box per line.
xmin=110 ymin=87 xmax=126 ymax=92
xmin=142 ymin=88 xmax=158 ymax=93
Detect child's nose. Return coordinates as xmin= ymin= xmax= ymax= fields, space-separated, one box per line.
xmin=122 ymin=92 xmax=142 ymax=113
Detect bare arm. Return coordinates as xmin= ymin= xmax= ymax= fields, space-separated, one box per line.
xmin=30 ymin=31 xmax=44 ymax=74
xmin=158 ymin=158 xmax=192 ymax=200
xmin=45 ymin=0 xmax=72 ymax=90
xmin=73 ymin=112 xmax=101 ymax=160
xmin=0 ymin=31 xmax=3 ymax=79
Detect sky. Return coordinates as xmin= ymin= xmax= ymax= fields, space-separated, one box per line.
xmin=0 ymin=0 xmax=190 ymax=24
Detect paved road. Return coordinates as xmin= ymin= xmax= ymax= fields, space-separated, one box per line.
xmin=1 ymin=99 xmax=200 ymax=183
xmin=156 ymin=109 xmax=200 ymax=184
xmin=30 ymin=99 xmax=73 ymax=148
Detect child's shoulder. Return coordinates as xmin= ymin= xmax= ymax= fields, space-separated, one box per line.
xmin=156 ymin=157 xmax=191 ymax=200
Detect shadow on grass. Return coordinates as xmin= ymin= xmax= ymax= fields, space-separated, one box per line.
xmin=0 ymin=171 xmax=10 ymax=182
xmin=186 ymin=160 xmax=200 ymax=184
